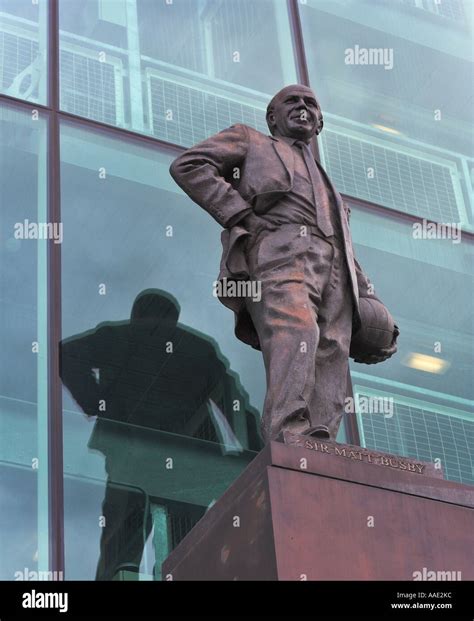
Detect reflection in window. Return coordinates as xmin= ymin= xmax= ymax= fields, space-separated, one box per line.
xmin=0 ymin=0 xmax=48 ymax=104
xmin=59 ymin=121 xmax=264 ymax=579
xmin=300 ymin=0 xmax=474 ymax=230
xmin=0 ymin=103 xmax=48 ymax=578
xmin=58 ymin=0 xmax=297 ymax=145
xmin=347 ymin=203 xmax=474 ymax=484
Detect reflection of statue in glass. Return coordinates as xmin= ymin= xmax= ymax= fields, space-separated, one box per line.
xmin=60 ymin=289 xmax=262 ymax=580
xmin=170 ymin=84 xmax=399 ymax=444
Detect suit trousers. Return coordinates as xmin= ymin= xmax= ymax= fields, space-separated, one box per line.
xmin=245 ymin=224 xmax=353 ymax=442
xmin=95 ymin=477 xmax=153 ymax=581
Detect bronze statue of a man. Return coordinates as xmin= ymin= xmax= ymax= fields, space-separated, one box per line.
xmin=170 ymin=84 xmax=398 ymax=444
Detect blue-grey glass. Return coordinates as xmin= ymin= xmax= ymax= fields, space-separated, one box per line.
xmin=347 ymin=202 xmax=473 ymax=484
xmin=58 ymin=0 xmax=297 ymax=145
xmin=0 ymin=103 xmax=48 ymax=578
xmin=0 ymin=0 xmax=48 ymax=104
xmin=60 ymin=121 xmax=267 ymax=580
xmin=300 ymin=0 xmax=474 ymax=229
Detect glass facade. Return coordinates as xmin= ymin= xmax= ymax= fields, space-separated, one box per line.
xmin=59 ymin=121 xmax=263 ymax=579
xmin=0 ymin=0 xmax=473 ymax=581
xmin=58 ymin=0 xmax=297 ymax=144
xmin=0 ymin=0 xmax=48 ymax=104
xmin=0 ymin=102 xmax=49 ymax=578
xmin=298 ymin=0 xmax=474 ymax=485
xmin=348 ymin=202 xmax=473 ymax=484
xmin=300 ymin=0 xmax=474 ymax=230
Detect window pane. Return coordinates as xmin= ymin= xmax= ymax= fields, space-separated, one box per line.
xmin=59 ymin=121 xmax=265 ymax=580
xmin=0 ymin=0 xmax=48 ymax=105
xmin=0 ymin=103 xmax=49 ymax=578
xmin=58 ymin=0 xmax=297 ymax=145
xmin=347 ymin=203 xmax=474 ymax=484
xmin=300 ymin=0 xmax=474 ymax=229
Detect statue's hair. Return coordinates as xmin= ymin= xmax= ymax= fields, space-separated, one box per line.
xmin=266 ymin=84 xmax=324 ymax=135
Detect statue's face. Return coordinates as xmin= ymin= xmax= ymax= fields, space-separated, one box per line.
xmin=268 ymin=87 xmax=321 ymax=142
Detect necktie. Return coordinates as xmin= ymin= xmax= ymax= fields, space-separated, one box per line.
xmin=295 ymin=141 xmax=334 ymax=237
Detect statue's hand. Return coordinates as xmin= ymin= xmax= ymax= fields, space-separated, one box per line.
xmin=353 ymin=325 xmax=400 ymax=365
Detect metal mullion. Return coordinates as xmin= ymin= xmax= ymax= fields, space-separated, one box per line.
xmin=47 ymin=0 xmax=64 ymax=578
xmin=56 ymin=108 xmax=184 ymax=156
xmin=343 ymin=194 xmax=474 ymax=241
xmin=287 ymin=0 xmax=311 ymax=87
xmin=0 ymin=92 xmax=51 ymax=112
xmin=287 ymin=0 xmax=322 ymax=162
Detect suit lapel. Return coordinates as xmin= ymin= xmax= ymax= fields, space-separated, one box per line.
xmin=315 ymin=158 xmax=344 ymax=216
xmin=269 ymin=136 xmax=294 ymax=188
xmin=270 ymin=136 xmax=343 ymax=220
xmin=266 ymin=136 xmax=347 ymax=235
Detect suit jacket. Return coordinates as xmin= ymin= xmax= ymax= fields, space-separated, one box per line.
xmin=170 ymin=123 xmax=377 ymax=350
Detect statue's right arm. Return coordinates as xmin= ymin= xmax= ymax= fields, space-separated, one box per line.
xmin=169 ymin=124 xmax=253 ymax=228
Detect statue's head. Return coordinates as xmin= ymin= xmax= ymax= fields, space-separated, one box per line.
xmin=131 ymin=289 xmax=180 ymax=331
xmin=266 ymin=84 xmax=323 ymax=142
